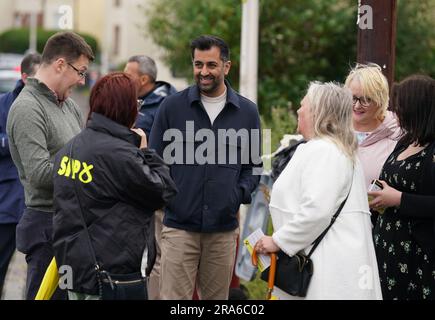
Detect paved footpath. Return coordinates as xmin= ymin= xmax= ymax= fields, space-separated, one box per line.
xmin=1 ymin=251 xmax=26 ymax=300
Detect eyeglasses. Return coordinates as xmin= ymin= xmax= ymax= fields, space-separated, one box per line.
xmin=352 ymin=95 xmax=372 ymax=107
xmin=67 ymin=62 xmax=87 ymax=79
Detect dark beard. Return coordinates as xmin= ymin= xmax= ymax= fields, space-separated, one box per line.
xmin=196 ymin=75 xmax=220 ymax=95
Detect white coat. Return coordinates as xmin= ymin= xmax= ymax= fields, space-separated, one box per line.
xmin=269 ymin=138 xmax=382 ymax=300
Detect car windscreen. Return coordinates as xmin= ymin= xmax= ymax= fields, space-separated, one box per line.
xmin=0 ymin=78 xmax=17 ymax=93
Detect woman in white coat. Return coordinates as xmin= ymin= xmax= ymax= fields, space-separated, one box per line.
xmin=255 ymin=82 xmax=382 ymax=300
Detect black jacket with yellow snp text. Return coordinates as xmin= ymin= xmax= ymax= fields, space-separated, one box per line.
xmin=52 ymin=112 xmax=177 ymax=295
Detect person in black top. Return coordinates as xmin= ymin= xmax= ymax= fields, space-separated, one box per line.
xmin=369 ymin=74 xmax=435 ymax=300
xmin=52 ymin=72 xmax=177 ymax=299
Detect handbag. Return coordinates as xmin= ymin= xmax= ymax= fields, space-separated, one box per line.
xmin=256 ymin=250 xmax=313 ymax=297
xmin=98 ymin=270 xmax=148 ymax=300
xmin=68 ymin=139 xmax=148 ymax=300
xmin=252 ymin=174 xmax=353 ymax=298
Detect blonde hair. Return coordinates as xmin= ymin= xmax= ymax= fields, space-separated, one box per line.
xmin=306 ymin=81 xmax=358 ymax=160
xmin=345 ymin=63 xmax=389 ymax=121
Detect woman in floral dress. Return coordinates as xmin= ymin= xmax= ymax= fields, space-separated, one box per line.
xmin=369 ymin=75 xmax=435 ymax=300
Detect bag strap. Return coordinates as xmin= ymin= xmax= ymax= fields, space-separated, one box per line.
xmin=306 ymin=168 xmax=354 ymax=259
xmin=67 ymin=138 xmax=101 ymax=272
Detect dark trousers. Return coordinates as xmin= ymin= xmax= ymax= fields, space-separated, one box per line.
xmin=0 ymin=223 xmax=17 ymax=296
xmin=16 ymin=208 xmax=66 ymax=300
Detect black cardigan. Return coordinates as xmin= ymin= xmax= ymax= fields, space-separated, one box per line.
xmin=395 ymin=141 xmax=435 ymax=256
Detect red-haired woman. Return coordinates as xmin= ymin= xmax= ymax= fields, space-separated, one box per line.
xmin=51 ymin=72 xmax=177 ymax=300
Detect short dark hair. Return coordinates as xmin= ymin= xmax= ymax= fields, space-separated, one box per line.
xmin=392 ymin=74 xmax=435 ymax=146
xmin=21 ymin=53 xmax=41 ymax=76
xmin=41 ymin=31 xmax=95 ymax=64
xmin=89 ymin=72 xmax=138 ymax=128
xmin=190 ymin=35 xmax=230 ymax=62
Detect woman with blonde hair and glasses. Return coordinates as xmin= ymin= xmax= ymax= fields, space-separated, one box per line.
xmin=255 ymin=82 xmax=382 ymax=300
xmin=345 ymin=64 xmax=400 ymax=191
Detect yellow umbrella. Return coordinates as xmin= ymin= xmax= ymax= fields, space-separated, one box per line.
xmin=35 ymin=257 xmax=59 ymax=300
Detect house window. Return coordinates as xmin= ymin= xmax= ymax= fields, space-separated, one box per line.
xmin=12 ymin=12 xmax=43 ymax=28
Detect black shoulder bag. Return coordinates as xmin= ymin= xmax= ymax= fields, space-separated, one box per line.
xmin=254 ymin=172 xmax=353 ymax=298
xmin=68 ymin=138 xmax=148 ymax=300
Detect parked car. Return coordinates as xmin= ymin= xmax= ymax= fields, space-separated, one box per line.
xmin=0 ymin=53 xmax=23 ymax=94
xmin=0 ymin=53 xmax=23 ymax=71
xmin=0 ymin=69 xmax=21 ymax=94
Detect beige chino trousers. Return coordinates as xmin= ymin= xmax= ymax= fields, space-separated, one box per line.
xmin=160 ymin=226 xmax=239 ymax=300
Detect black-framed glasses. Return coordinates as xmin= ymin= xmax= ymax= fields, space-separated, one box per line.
xmin=67 ymin=62 xmax=87 ymax=79
xmin=352 ymin=95 xmax=372 ymax=107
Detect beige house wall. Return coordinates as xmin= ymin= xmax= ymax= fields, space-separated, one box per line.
xmin=15 ymin=0 xmax=43 ymax=13
xmin=0 ymin=1 xmax=14 ymax=32
xmin=0 ymin=0 xmax=187 ymax=89
xmin=103 ymin=0 xmax=188 ymax=89
xmin=42 ymin=0 xmax=74 ymax=30
xmin=75 ymin=0 xmax=187 ymax=89
xmin=74 ymin=0 xmax=105 ymax=48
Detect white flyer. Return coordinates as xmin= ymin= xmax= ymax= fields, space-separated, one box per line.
xmin=243 ymin=228 xmax=271 ymax=272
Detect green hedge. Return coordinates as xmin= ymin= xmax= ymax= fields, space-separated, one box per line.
xmin=0 ymin=28 xmax=99 ymax=57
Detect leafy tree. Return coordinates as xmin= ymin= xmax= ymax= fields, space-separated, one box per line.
xmin=145 ymin=0 xmax=357 ymax=114
xmin=258 ymin=0 xmax=357 ymax=114
xmin=0 ymin=28 xmax=99 ymax=59
xmin=144 ymin=0 xmax=242 ymax=87
xmin=145 ymin=0 xmax=435 ymax=149
xmin=395 ymin=0 xmax=435 ymax=80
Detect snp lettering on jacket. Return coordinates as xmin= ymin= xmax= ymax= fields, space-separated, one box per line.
xmin=57 ymin=155 xmax=93 ymax=183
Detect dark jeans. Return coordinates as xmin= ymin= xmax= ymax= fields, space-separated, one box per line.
xmin=16 ymin=208 xmax=67 ymax=300
xmin=0 ymin=223 xmax=17 ymax=297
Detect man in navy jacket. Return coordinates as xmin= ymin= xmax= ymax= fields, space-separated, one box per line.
xmin=124 ymin=54 xmax=177 ymax=300
xmin=124 ymin=55 xmax=177 ymax=138
xmin=0 ymin=53 xmax=41 ymax=296
xmin=149 ymin=35 xmax=262 ymax=299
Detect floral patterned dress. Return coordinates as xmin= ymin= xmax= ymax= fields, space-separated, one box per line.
xmin=374 ymin=146 xmax=435 ymax=300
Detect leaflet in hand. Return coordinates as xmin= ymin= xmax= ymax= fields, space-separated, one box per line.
xmin=243 ymin=228 xmax=271 ymax=272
